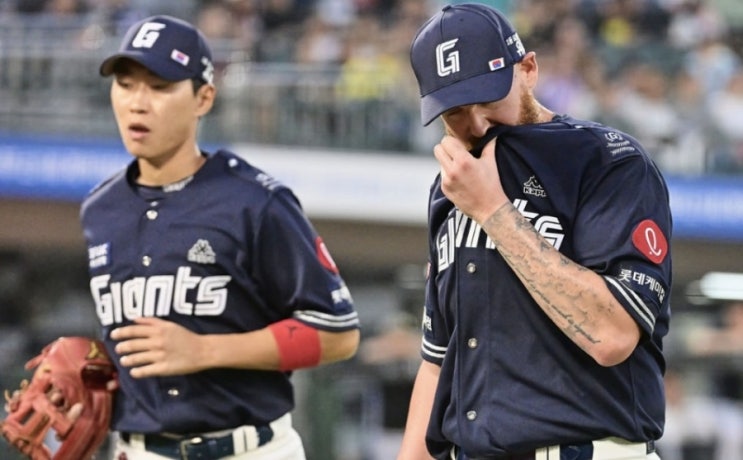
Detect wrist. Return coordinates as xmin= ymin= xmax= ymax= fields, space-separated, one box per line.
xmin=477 ymin=200 xmax=512 ymax=227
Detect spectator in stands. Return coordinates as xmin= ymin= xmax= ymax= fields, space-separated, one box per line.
xmin=3 ymin=0 xmax=743 ymax=170
xmin=666 ymin=70 xmax=709 ymax=174
xmin=710 ymin=0 xmax=743 ymax=54
xmin=533 ymin=16 xmax=602 ymax=120
xmin=684 ymin=299 xmax=743 ymax=402
xmin=255 ymin=0 xmax=314 ymax=61
xmin=294 ymin=12 xmax=345 ymax=65
xmin=216 ymin=0 xmax=263 ymax=59
xmin=682 ymin=30 xmax=741 ymax=97
xmin=706 ymin=68 xmax=743 ymax=173
xmin=667 ymin=0 xmax=726 ymax=51
xmin=13 ymin=0 xmax=47 ymax=13
xmin=314 ymin=0 xmax=357 ymax=29
xmin=196 ymin=1 xmax=238 ymax=42
xmin=511 ymin=0 xmax=575 ymax=51
xmin=92 ymin=0 xmax=149 ymax=36
xmin=686 ymin=300 xmax=743 ymax=357
xmin=593 ymin=0 xmax=671 ymax=48
xmin=44 ymin=0 xmax=88 ymax=16
xmin=612 ymin=62 xmax=684 ymax=171
xmin=658 ymin=366 xmax=743 ymax=460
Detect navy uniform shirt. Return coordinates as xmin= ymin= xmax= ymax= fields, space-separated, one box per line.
xmin=81 ymin=150 xmax=359 ymax=434
xmin=422 ymin=116 xmax=672 ymax=458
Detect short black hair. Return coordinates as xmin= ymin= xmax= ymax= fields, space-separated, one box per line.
xmin=109 ymin=58 xmax=207 ymax=94
xmin=191 ymin=77 xmax=207 ymax=94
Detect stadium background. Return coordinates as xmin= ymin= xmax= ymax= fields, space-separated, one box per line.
xmin=1 ymin=0 xmax=742 ymax=458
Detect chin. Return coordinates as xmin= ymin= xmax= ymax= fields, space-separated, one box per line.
xmin=126 ymin=147 xmax=153 ymax=160
xmin=122 ymin=138 xmax=151 ymax=156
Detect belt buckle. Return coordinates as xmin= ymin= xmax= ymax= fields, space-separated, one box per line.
xmin=179 ymin=436 xmax=204 ymax=460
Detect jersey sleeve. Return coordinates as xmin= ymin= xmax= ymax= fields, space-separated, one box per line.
xmin=573 ymin=140 xmax=672 ymax=339
xmin=420 ymin=180 xmax=453 ymax=365
xmin=254 ymin=189 xmax=359 ymax=332
xmin=421 ymin=260 xmax=449 ymax=365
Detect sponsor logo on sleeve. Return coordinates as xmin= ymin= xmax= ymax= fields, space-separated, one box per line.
xmin=88 ymin=243 xmax=110 ymax=268
xmin=316 ymin=236 xmax=339 ymax=274
xmin=632 ymin=219 xmax=668 ymax=264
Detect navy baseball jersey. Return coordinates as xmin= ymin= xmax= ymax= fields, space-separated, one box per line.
xmin=80 ymin=150 xmax=359 ymax=434
xmin=422 ymin=115 xmax=672 ymax=458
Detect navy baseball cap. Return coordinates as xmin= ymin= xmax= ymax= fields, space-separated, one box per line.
xmin=410 ymin=4 xmax=527 ymax=125
xmin=100 ymin=15 xmax=214 ymax=84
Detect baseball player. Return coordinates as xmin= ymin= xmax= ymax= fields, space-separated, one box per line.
xmin=81 ymin=15 xmax=360 ymax=460
xmin=398 ymin=4 xmax=671 ymax=460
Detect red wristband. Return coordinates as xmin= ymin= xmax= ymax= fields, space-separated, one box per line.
xmin=268 ymin=319 xmax=321 ymax=371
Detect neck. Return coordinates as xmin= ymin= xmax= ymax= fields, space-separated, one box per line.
xmin=537 ymin=104 xmax=555 ymax=123
xmin=136 ymin=147 xmax=206 ymax=187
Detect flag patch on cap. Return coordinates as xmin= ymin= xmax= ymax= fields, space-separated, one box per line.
xmin=171 ymin=49 xmax=190 ymax=66
xmin=488 ymin=58 xmax=505 ymax=71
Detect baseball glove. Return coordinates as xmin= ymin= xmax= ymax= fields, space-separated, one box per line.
xmin=1 ymin=336 xmax=117 ymax=460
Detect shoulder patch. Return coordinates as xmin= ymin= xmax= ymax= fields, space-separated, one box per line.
xmin=602 ymin=131 xmax=639 ymax=158
xmin=573 ymin=124 xmax=649 ymax=168
xmin=632 ymin=219 xmax=668 ymax=264
xmin=88 ymin=242 xmax=111 ymax=269
xmin=315 ymin=236 xmax=339 ymax=274
xmin=255 ymin=172 xmax=283 ymax=191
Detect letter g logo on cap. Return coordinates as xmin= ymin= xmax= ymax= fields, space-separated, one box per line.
xmin=132 ymin=22 xmax=166 ymax=49
xmin=436 ymin=39 xmax=460 ymax=77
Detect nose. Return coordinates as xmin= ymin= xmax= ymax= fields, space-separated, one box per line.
xmin=128 ymin=84 xmax=150 ymax=113
xmin=468 ymin=110 xmax=493 ymax=139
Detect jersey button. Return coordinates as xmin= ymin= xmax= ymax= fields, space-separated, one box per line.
xmin=466 ymin=262 xmax=477 ymax=274
xmin=466 ymin=410 xmax=477 ymax=421
xmin=467 ymin=338 xmax=478 ymax=348
xmin=146 ymin=209 xmax=158 ymax=220
xmin=142 ymin=255 xmax=152 ymax=266
xmin=167 ymin=388 xmax=180 ymax=397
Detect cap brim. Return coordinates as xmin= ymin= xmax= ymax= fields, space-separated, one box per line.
xmin=99 ymin=51 xmax=192 ymax=82
xmin=420 ymin=65 xmax=515 ymax=126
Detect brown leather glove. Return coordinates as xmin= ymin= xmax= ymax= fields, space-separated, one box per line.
xmin=2 ymin=337 xmax=117 ymax=460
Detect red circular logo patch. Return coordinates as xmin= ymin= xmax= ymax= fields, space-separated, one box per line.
xmin=316 ymin=236 xmax=339 ymax=274
xmin=632 ymin=219 xmax=668 ymax=264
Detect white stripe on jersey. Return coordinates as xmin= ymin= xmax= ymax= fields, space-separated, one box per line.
xmin=422 ymin=337 xmax=447 ymax=360
xmin=604 ymin=276 xmax=655 ymax=330
xmin=293 ymin=310 xmax=359 ymax=329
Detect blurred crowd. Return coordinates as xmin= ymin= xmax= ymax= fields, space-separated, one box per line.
xmin=1 ymin=0 xmax=742 ymax=173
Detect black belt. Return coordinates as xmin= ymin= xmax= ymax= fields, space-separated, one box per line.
xmin=120 ymin=424 xmax=274 ymax=460
xmin=504 ymin=442 xmax=597 ymax=460
xmin=457 ymin=440 xmax=656 ymax=460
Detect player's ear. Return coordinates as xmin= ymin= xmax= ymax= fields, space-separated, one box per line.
xmin=195 ymin=83 xmax=216 ymax=117
xmin=518 ymin=52 xmax=539 ymax=87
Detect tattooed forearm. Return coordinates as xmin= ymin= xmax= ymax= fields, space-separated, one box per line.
xmin=482 ymin=203 xmax=602 ymax=348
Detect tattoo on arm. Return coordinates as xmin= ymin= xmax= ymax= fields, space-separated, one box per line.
xmin=484 ymin=205 xmax=600 ymax=347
